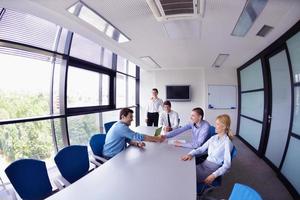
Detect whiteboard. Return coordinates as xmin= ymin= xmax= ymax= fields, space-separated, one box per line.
xmin=208 ymin=85 xmax=237 ymax=109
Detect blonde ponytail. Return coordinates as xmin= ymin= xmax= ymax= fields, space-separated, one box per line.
xmin=216 ymin=114 xmax=234 ymax=140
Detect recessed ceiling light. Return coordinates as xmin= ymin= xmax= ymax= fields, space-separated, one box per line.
xmin=140 ymin=56 xmax=162 ymax=68
xmin=67 ymin=1 xmax=130 ymax=43
xmin=231 ymin=0 xmax=268 ymax=37
xmin=212 ymin=54 xmax=229 ymax=68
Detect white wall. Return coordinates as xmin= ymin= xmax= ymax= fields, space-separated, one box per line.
xmin=204 ymin=68 xmax=238 ymax=133
xmin=140 ymin=67 xmax=238 ymax=133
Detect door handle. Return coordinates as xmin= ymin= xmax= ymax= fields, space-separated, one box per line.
xmin=268 ymin=115 xmax=272 ymax=123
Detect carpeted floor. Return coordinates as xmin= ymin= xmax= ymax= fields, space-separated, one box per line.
xmin=204 ymin=138 xmax=294 ymax=200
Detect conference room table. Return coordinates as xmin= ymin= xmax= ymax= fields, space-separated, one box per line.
xmin=46 ymin=126 xmax=196 ymax=200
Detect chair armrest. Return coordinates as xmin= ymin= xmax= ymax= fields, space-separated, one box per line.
xmin=54 ymin=175 xmax=70 ymax=190
xmin=93 ymin=155 xmax=108 ymax=163
xmin=90 ymin=158 xmax=101 ymax=167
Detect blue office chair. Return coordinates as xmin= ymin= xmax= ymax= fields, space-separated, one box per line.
xmin=229 ymin=183 xmax=262 ymax=200
xmin=203 ymin=125 xmax=216 ymax=143
xmin=197 ymin=145 xmax=237 ymax=196
xmin=89 ymin=134 xmax=108 ymax=164
xmin=54 ymin=145 xmax=90 ymax=184
xmin=5 ymin=159 xmax=55 ymax=200
xmin=104 ymin=121 xmax=117 ymax=133
xmin=196 ymin=126 xmax=216 ymax=164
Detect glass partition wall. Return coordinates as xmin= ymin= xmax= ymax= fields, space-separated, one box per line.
xmin=237 ymin=21 xmax=300 ymax=198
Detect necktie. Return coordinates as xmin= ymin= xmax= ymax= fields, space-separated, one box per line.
xmin=167 ymin=113 xmax=171 ymax=127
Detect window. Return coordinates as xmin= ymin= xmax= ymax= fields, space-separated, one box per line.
xmin=53 ymin=118 xmax=65 ymax=151
xmin=0 ymin=7 xmax=140 ymax=173
xmin=101 ymin=74 xmax=110 ymax=105
xmin=52 ymin=61 xmax=64 ymax=115
xmin=116 ymin=73 xmax=137 ymax=108
xmin=0 ymin=47 xmax=63 ymax=120
xmin=0 ymin=9 xmax=67 ymax=53
xmin=102 ymin=48 xmax=113 ymax=68
xmin=117 ymin=56 xmax=127 ymax=73
xmin=116 ymin=56 xmax=137 ymax=77
xmin=116 ymin=73 xmax=126 ymax=108
xmin=101 ymin=108 xmax=137 ymax=130
xmin=128 ymin=61 xmax=136 ymax=77
xmin=128 ymin=77 xmax=136 ymax=106
xmin=101 ymin=110 xmax=119 ymax=131
xmin=67 ymin=113 xmax=100 ymax=145
xmin=70 ymin=33 xmax=102 ymax=65
xmin=0 ymin=120 xmax=58 ymax=181
xmin=67 ymin=67 xmax=110 ymax=107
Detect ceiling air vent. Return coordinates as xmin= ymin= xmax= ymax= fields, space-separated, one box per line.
xmin=146 ymin=0 xmax=206 ymax=21
xmin=256 ymin=25 xmax=273 ymax=37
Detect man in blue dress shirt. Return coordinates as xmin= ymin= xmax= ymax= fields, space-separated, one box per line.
xmin=162 ymin=107 xmax=210 ymax=149
xmin=103 ymin=108 xmax=163 ymax=159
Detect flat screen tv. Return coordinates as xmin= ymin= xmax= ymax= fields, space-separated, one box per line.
xmin=166 ymin=85 xmax=190 ymax=101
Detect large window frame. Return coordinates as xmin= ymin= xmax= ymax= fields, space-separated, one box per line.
xmin=0 ymin=8 xmax=140 ymax=161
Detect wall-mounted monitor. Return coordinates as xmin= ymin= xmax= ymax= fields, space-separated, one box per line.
xmin=166 ymin=85 xmax=190 ymax=102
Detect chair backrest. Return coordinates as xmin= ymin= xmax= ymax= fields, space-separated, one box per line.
xmin=204 ymin=125 xmax=216 ymax=143
xmin=5 ymin=159 xmax=53 ymax=200
xmin=229 ymin=183 xmax=262 ymax=200
xmin=231 ymin=145 xmax=237 ymax=159
xmin=212 ymin=145 xmax=237 ymax=187
xmin=209 ymin=126 xmax=216 ymax=138
xmin=54 ymin=145 xmax=89 ymax=184
xmin=104 ymin=121 xmax=117 ymax=133
xmin=89 ymin=134 xmax=106 ymax=157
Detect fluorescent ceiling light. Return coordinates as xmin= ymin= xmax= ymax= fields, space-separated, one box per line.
xmin=212 ymin=54 xmax=229 ymax=68
xmin=67 ymin=1 xmax=130 ymax=43
xmin=163 ymin=19 xmax=201 ymax=40
xmin=231 ymin=0 xmax=268 ymax=37
xmin=140 ymin=56 xmax=162 ymax=68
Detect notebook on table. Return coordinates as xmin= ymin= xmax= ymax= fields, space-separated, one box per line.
xmin=154 ymin=127 xmax=162 ymax=136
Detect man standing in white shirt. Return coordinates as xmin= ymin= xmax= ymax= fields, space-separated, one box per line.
xmin=145 ymin=88 xmax=163 ymax=127
xmin=159 ymin=100 xmax=179 ymax=133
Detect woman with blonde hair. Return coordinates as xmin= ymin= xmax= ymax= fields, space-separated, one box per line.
xmin=181 ymin=114 xmax=234 ymax=185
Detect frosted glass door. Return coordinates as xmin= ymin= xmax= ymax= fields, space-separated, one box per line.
xmin=239 ymin=60 xmax=264 ymax=150
xmin=265 ymin=50 xmax=291 ymax=167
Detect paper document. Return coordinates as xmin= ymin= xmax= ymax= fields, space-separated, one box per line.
xmin=168 ymin=139 xmax=186 ymax=145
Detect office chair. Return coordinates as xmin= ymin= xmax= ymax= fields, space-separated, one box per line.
xmin=198 ymin=146 xmax=237 ymax=198
xmin=5 ymin=159 xmax=55 ymax=200
xmin=195 ymin=126 xmax=216 ymax=164
xmin=104 ymin=121 xmax=117 ymax=133
xmin=89 ymin=134 xmax=108 ymax=164
xmin=228 ymin=183 xmax=262 ymax=200
xmin=54 ymin=145 xmax=90 ymax=186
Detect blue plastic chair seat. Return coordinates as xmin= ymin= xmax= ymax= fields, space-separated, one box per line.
xmin=104 ymin=121 xmax=117 ymax=133
xmin=54 ymin=145 xmax=90 ymax=184
xmin=229 ymin=183 xmax=262 ymax=200
xmin=89 ymin=134 xmax=106 ymax=163
xmin=197 ymin=145 xmax=237 ymax=194
xmin=5 ymin=159 xmax=53 ymax=200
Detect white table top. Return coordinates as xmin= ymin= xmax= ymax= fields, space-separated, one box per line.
xmin=46 ymin=126 xmax=196 ymax=200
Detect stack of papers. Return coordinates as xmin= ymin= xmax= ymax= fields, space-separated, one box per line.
xmin=167 ymin=139 xmax=186 ymax=145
